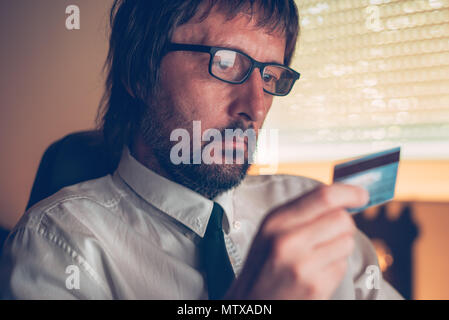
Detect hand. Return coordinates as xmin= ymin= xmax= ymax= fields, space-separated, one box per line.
xmin=225 ymin=183 xmax=369 ymax=299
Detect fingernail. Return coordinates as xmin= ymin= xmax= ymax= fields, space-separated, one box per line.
xmin=361 ymin=188 xmax=370 ymax=204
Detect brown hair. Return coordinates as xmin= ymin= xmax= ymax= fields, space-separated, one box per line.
xmin=97 ymin=0 xmax=300 ymax=165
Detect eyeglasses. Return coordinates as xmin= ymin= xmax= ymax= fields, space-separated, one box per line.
xmin=166 ymin=43 xmax=300 ymax=96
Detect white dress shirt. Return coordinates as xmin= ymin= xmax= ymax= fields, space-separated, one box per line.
xmin=0 ymin=147 xmax=403 ymax=299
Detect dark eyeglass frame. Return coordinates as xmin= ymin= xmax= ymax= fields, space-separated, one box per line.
xmin=165 ymin=42 xmax=301 ymax=96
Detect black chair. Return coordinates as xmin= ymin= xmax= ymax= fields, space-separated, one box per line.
xmin=26 ymin=130 xmax=118 ymax=210
xmin=0 ymin=226 xmax=9 ymax=256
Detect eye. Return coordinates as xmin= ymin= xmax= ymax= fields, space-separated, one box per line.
xmin=213 ymin=50 xmax=237 ymax=72
xmin=262 ymin=72 xmax=278 ymax=83
xmin=216 ymin=59 xmax=233 ymax=70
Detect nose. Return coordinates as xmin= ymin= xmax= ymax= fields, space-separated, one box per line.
xmin=229 ymin=68 xmax=269 ymax=124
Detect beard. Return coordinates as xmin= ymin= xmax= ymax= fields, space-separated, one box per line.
xmin=139 ymin=94 xmax=255 ymax=200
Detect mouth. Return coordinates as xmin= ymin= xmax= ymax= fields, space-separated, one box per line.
xmin=222 ymin=137 xmax=247 ymax=151
xmin=201 ymin=137 xmax=249 ymax=162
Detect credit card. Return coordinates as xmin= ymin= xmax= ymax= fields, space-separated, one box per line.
xmin=332 ymin=147 xmax=401 ymax=214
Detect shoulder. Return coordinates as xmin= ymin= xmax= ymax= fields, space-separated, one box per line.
xmin=241 ymin=174 xmax=322 ymax=192
xmin=242 ymin=173 xmax=322 ymax=187
xmin=16 ymin=174 xmax=124 ymax=235
xmin=236 ymin=173 xmax=323 ymax=209
xmin=350 ymin=228 xmax=404 ymax=299
xmin=0 ymin=175 xmax=123 ymax=299
xmin=5 ymin=174 xmax=126 ymax=280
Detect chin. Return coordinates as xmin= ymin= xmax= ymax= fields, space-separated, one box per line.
xmin=168 ymin=162 xmax=251 ymax=199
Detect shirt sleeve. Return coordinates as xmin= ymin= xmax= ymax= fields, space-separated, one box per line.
xmin=0 ymin=225 xmax=111 ymax=300
xmin=351 ymin=229 xmax=404 ymax=300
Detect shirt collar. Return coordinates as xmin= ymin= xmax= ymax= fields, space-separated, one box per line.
xmin=115 ymin=146 xmax=234 ymax=237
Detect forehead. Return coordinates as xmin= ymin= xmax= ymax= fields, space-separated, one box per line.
xmin=171 ymin=8 xmax=287 ymax=64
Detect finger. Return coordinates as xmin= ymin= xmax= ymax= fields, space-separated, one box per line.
xmin=264 ymin=183 xmax=368 ymax=233
xmin=296 ymin=209 xmax=356 ymax=248
xmin=278 ymin=219 xmax=355 ymax=264
xmin=308 ymin=233 xmax=355 ymax=268
xmin=312 ymin=259 xmax=349 ymax=299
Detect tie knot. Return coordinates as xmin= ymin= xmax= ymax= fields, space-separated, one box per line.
xmin=206 ymin=202 xmax=224 ymax=234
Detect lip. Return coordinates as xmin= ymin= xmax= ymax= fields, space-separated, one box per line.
xmin=223 ymin=139 xmax=247 ymax=150
xmin=203 ymin=138 xmax=248 ymax=155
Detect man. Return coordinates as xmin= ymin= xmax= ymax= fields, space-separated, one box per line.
xmin=0 ymin=0 xmax=402 ymax=299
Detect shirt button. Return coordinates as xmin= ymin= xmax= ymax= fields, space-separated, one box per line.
xmin=233 ymin=220 xmax=241 ymax=230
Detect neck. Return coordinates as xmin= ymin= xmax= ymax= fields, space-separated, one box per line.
xmin=129 ymin=132 xmax=172 ymax=181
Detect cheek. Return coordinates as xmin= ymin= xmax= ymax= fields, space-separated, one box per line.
xmin=159 ymin=56 xmax=231 ymax=122
xmin=188 ymin=80 xmax=231 ymax=117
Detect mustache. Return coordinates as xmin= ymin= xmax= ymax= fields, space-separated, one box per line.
xmin=201 ymin=120 xmax=258 ymax=166
xmin=201 ymin=120 xmax=256 ymax=147
xmin=184 ymin=120 xmax=258 ymax=164
xmin=216 ymin=120 xmax=255 ymax=138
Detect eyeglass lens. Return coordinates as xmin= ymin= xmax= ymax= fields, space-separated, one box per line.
xmin=211 ymin=49 xmax=296 ymax=95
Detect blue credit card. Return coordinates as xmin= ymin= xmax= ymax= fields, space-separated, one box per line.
xmin=332 ymin=147 xmax=401 ymax=214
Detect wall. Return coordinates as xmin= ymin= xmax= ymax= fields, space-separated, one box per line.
xmin=0 ymin=0 xmax=112 ymax=229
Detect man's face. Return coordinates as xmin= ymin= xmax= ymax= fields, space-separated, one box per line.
xmin=140 ymin=8 xmax=286 ymax=198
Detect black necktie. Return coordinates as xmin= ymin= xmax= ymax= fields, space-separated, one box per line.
xmin=200 ymin=202 xmax=235 ymax=299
